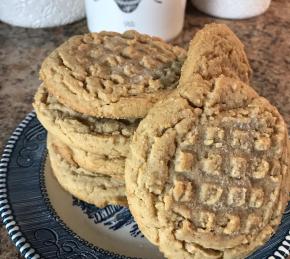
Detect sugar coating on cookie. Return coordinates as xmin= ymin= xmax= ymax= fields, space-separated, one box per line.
xmin=34 ymin=84 xmax=138 ymax=157
xmin=125 ymin=76 xmax=289 ymax=259
xmin=40 ymin=30 xmax=186 ymax=119
xmin=48 ymin=136 xmax=127 ymax=207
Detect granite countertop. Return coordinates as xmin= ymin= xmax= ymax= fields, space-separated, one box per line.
xmin=0 ymin=0 xmax=290 ymax=258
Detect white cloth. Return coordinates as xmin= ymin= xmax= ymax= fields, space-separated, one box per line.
xmin=0 ymin=0 xmax=85 ymax=28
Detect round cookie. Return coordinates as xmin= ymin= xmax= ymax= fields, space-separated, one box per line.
xmin=34 ymin=84 xmax=138 ymax=157
xmin=48 ymin=136 xmax=127 ymax=207
xmin=40 ymin=30 xmax=186 ymax=119
xmin=125 ymin=76 xmax=289 ymax=259
xmin=179 ymin=23 xmax=252 ymax=87
xmin=48 ymin=134 xmax=124 ymax=180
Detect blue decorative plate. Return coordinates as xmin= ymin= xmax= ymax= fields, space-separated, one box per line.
xmin=0 ymin=112 xmax=290 ymax=259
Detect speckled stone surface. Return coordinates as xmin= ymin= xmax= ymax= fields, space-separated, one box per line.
xmin=0 ymin=1 xmax=289 ymax=258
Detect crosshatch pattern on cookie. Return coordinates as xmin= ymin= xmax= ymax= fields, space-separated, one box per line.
xmin=126 ymin=75 xmax=288 ymax=258
xmin=42 ymin=31 xmax=186 ymax=99
xmin=166 ymin=106 xmax=284 ymax=234
xmin=40 ymin=30 xmax=187 ymax=118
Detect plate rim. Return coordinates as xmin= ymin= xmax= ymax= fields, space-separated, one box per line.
xmin=0 ymin=111 xmax=290 ymax=259
xmin=0 ymin=112 xmax=40 ymax=259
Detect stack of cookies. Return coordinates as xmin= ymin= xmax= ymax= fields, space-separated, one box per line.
xmin=33 ymin=30 xmax=186 ymax=207
xmin=34 ymin=24 xmax=289 ymax=259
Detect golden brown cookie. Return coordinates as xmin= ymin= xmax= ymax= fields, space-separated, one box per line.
xmin=34 ymin=84 xmax=138 ymax=156
xmin=48 ymin=134 xmax=124 ymax=180
xmin=48 ymin=136 xmax=127 ymax=207
xmin=125 ymin=76 xmax=289 ymax=259
xmin=179 ymin=23 xmax=251 ymax=87
xmin=40 ymin=30 xmax=186 ymax=119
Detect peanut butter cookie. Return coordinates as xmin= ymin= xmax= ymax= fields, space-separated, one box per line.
xmin=48 ymin=135 xmax=127 ymax=207
xmin=48 ymin=134 xmax=124 ymax=180
xmin=34 ymin=84 xmax=138 ymax=157
xmin=125 ymin=76 xmax=289 ymax=259
xmin=179 ymin=23 xmax=251 ymax=87
xmin=40 ymin=30 xmax=186 ymax=119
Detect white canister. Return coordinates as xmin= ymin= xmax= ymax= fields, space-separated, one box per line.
xmin=191 ymin=0 xmax=271 ymax=19
xmin=0 ymin=0 xmax=85 ymax=28
xmin=85 ymin=0 xmax=186 ymax=41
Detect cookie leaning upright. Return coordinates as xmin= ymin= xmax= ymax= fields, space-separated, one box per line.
xmin=125 ymin=24 xmax=289 ymax=259
xmin=126 ymin=80 xmax=289 ymax=259
xmin=179 ymin=23 xmax=252 ymax=87
xmin=40 ymin=30 xmax=186 ymax=119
